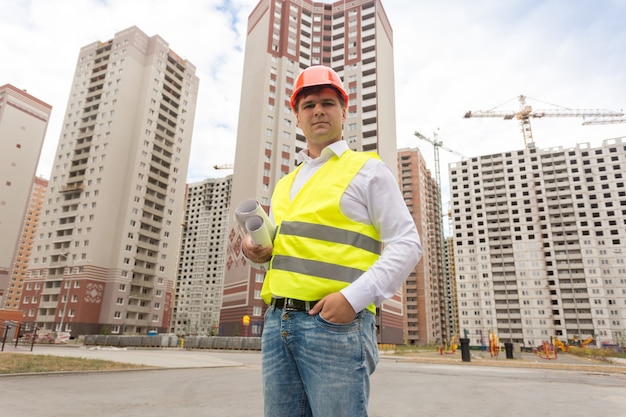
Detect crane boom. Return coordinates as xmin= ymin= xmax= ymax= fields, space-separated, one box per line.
xmin=464 ymin=95 xmax=624 ymax=147
xmin=214 ymin=163 xmax=234 ymax=170
xmin=414 ymin=131 xmax=465 ymax=161
xmin=582 ymin=117 xmax=626 ymax=126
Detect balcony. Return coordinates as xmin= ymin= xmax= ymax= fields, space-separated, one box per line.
xmin=59 ymin=183 xmax=84 ymax=193
xmin=127 ymin=304 xmax=152 ymax=315
xmin=135 ymin=253 xmax=157 ymax=265
xmin=128 ymin=291 xmax=152 ymax=301
xmin=132 ymin=265 xmax=156 ymax=276
xmin=41 ymin=286 xmax=62 ymax=295
xmin=39 ymin=300 xmax=59 ymax=309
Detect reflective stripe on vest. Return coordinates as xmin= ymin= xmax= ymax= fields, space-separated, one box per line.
xmin=271 ymin=254 xmax=369 ymax=283
xmin=279 ymin=221 xmax=382 ymax=256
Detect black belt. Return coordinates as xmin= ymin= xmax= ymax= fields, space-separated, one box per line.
xmin=271 ymin=297 xmax=319 ymax=311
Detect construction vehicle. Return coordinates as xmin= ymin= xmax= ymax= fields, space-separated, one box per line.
xmin=568 ymin=335 xmax=595 ymax=348
xmin=564 ymin=335 xmax=596 ymax=352
xmin=553 ymin=337 xmax=569 ymax=353
xmin=580 ymin=336 xmax=595 ymax=348
xmin=464 ymin=94 xmax=624 ymax=148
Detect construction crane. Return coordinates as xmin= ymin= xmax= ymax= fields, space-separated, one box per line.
xmin=582 ymin=117 xmax=626 ymax=126
xmin=463 ymin=94 xmax=624 ymax=148
xmin=213 ymin=163 xmax=234 ymax=170
xmin=415 ymin=131 xmax=464 ymax=190
xmin=414 ymin=131 xmax=464 ymax=346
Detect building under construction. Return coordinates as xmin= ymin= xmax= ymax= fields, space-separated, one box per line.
xmin=450 ymin=137 xmax=626 ymax=348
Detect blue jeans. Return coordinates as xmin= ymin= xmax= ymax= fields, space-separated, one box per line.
xmin=262 ymin=305 xmax=379 ymax=417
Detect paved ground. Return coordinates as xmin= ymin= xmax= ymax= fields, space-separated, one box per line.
xmin=5 ymin=343 xmax=624 ymax=371
xmin=4 ymin=344 xmax=249 ymax=369
xmin=2 ymin=344 xmax=626 ymax=417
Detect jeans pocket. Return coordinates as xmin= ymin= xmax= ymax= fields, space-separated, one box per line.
xmin=314 ymin=312 xmax=360 ymax=333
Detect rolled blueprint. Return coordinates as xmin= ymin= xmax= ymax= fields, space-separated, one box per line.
xmin=235 ymin=199 xmax=276 ymax=247
xmin=245 ymin=215 xmax=273 ymax=248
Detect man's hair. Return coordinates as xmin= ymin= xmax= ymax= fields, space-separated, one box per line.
xmin=294 ymin=85 xmax=346 ymax=112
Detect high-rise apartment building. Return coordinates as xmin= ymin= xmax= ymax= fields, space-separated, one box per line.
xmin=221 ymin=0 xmax=402 ymax=341
xmin=0 ymin=85 xmax=51 ymax=301
xmin=19 ymin=26 xmax=198 ymax=336
xmin=172 ymin=176 xmax=232 ymax=336
xmin=398 ymin=148 xmax=449 ymax=345
xmin=4 ymin=177 xmax=48 ymax=310
xmin=450 ymin=138 xmax=626 ymax=348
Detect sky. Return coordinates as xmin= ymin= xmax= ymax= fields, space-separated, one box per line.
xmin=2 ymin=0 xmax=626 ymax=211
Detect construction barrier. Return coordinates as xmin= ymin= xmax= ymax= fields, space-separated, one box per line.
xmin=83 ymin=334 xmax=261 ymax=350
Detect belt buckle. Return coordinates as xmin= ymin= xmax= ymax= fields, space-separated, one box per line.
xmin=284 ymin=298 xmax=299 ymax=311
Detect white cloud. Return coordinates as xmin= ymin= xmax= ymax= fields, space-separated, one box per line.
xmin=2 ymin=0 xmax=625 ymax=189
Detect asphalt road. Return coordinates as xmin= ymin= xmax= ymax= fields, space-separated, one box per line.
xmin=1 ymin=347 xmax=625 ymax=417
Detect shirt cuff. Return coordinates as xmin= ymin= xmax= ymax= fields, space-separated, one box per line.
xmin=340 ymin=285 xmax=372 ymax=314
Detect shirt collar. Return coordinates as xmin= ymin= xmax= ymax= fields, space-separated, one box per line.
xmin=296 ymin=140 xmax=349 ymax=165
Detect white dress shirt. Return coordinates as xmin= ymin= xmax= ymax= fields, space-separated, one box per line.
xmin=263 ymin=140 xmax=423 ymax=313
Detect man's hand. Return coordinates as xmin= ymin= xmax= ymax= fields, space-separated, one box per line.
xmin=241 ymin=234 xmax=273 ymax=263
xmin=308 ymin=292 xmax=356 ymax=324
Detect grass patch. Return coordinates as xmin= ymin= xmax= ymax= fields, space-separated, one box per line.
xmin=568 ymin=347 xmax=626 ymax=362
xmin=384 ymin=344 xmax=439 ymax=355
xmin=0 ymin=353 xmax=149 ymax=375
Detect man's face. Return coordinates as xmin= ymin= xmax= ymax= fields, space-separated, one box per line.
xmin=295 ymin=87 xmax=346 ymax=153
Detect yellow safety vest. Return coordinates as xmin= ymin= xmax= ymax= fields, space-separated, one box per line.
xmin=261 ymin=150 xmax=381 ymax=313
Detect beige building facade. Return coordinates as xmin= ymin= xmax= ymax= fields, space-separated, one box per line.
xmin=0 ymin=85 xmax=51 ymax=302
xmin=221 ymin=0 xmax=402 ymax=341
xmin=4 ymin=177 xmax=48 ymax=310
xmin=19 ymin=26 xmax=198 ymax=336
xmin=172 ymin=176 xmax=232 ymax=336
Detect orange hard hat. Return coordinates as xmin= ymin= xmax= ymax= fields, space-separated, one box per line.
xmin=290 ymin=65 xmax=349 ymax=112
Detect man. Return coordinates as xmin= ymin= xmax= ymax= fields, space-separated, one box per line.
xmin=242 ymin=65 xmax=422 ymax=417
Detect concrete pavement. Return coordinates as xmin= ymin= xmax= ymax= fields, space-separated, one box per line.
xmin=2 ymin=344 xmax=626 ymax=417
xmin=0 ymin=346 xmax=626 ymax=417
xmin=4 ymin=342 xmax=625 ymax=373
xmin=5 ymin=344 xmax=252 ymax=369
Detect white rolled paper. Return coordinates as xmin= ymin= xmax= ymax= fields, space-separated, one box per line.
xmin=235 ymin=199 xmax=276 ymax=247
xmin=245 ymin=215 xmax=273 ymax=248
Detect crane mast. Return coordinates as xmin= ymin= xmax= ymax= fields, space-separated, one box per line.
xmin=464 ymin=95 xmax=624 ymax=147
